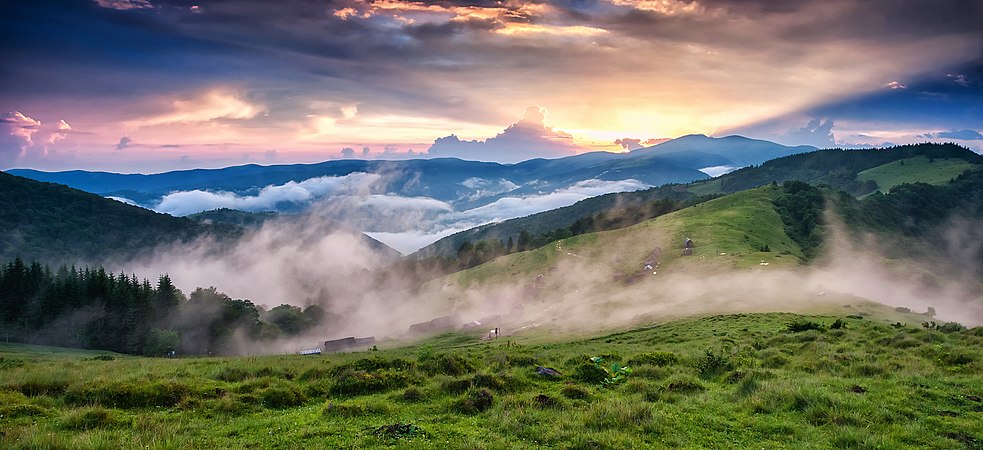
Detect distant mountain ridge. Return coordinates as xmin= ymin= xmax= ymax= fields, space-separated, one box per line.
xmin=8 ymin=135 xmax=815 ymax=215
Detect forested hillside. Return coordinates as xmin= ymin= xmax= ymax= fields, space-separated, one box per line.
xmin=0 ymin=258 xmax=323 ymax=355
xmin=0 ymin=171 xmax=240 ymax=265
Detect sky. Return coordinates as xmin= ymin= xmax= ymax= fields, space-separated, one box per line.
xmin=1 ymin=0 xmax=982 ymax=172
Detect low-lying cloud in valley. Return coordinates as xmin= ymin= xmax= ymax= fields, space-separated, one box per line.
xmin=144 ymin=173 xmax=652 ymax=254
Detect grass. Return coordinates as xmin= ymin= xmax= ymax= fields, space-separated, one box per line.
xmin=2 ymin=310 xmax=980 ymax=449
xmin=857 ymin=157 xmax=976 ymax=193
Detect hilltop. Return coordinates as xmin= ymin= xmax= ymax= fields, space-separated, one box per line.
xmin=415 ymin=143 xmax=982 ymax=259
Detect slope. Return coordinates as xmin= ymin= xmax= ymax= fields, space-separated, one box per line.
xmin=415 ymin=143 xmax=982 ymax=258
xmin=856 ymin=156 xmax=977 ymax=192
xmin=0 ymin=171 xmax=239 ymax=265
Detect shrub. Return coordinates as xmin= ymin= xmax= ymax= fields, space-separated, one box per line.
xmin=402 ymin=387 xmax=424 ymax=402
xmin=664 ymin=375 xmax=705 ymax=394
xmin=628 ymin=352 xmax=678 ymax=367
xmin=938 ymin=322 xmax=966 ymax=333
xmin=214 ymin=367 xmax=251 ymax=382
xmin=455 ymin=388 xmax=494 ymax=414
xmin=299 ymin=366 xmax=334 ymax=381
xmin=1 ymin=403 xmax=48 ymax=418
xmin=574 ymin=362 xmax=610 ymax=384
xmin=787 ymin=320 xmax=825 ymax=333
xmin=60 ymin=407 xmax=118 ymax=430
xmin=321 ymin=400 xmax=391 ymax=417
xmin=65 ymin=381 xmax=191 ymax=408
xmin=696 ymin=349 xmax=734 ymax=378
xmin=560 ymin=384 xmax=591 ymax=400
xmin=830 ymin=319 xmax=846 ymax=330
xmin=329 ymin=369 xmax=409 ymax=397
xmin=259 ymin=382 xmax=307 ymax=408
xmin=420 ymin=354 xmax=475 ymax=376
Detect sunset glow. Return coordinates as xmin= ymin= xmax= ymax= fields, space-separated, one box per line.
xmin=1 ymin=0 xmax=981 ymax=171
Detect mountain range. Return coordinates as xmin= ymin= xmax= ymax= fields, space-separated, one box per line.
xmin=9 ymin=135 xmax=815 ymax=214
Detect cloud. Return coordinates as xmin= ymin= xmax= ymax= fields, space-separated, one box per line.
xmin=340 ymin=147 xmax=356 ymax=158
xmin=614 ymin=138 xmax=643 ymax=150
xmin=363 ymin=178 xmax=652 ymax=253
xmin=132 ymin=90 xmax=261 ymax=127
xmin=782 ymin=119 xmax=836 ymax=148
xmin=947 ymin=73 xmax=971 ymax=87
xmin=459 ymin=177 xmax=520 ymax=201
xmin=427 ymin=106 xmax=581 ymax=163
xmin=699 ymin=165 xmax=737 ymax=177
xmin=885 ymin=81 xmax=907 ymax=90
xmin=154 ymin=172 xmax=384 ymax=216
xmin=94 ymin=0 xmax=152 ymax=10
xmin=922 ymin=129 xmax=983 ymax=140
xmin=116 ymin=135 xmax=134 ymax=150
xmin=0 ymin=111 xmax=71 ymax=168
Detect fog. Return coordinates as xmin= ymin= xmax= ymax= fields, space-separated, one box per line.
xmin=115 ymin=202 xmax=982 ymax=355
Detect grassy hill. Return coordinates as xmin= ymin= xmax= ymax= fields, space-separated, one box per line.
xmin=415 ymin=143 xmax=982 ymax=259
xmin=0 ymin=171 xmax=240 ymax=265
xmin=857 ymin=156 xmax=977 ymax=193
xmin=1 ymin=308 xmax=978 ymax=448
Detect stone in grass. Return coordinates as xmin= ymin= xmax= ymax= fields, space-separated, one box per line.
xmin=535 ymin=366 xmax=562 ymax=378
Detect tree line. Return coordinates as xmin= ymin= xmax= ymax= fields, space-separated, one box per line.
xmin=0 ymin=258 xmax=322 ymax=356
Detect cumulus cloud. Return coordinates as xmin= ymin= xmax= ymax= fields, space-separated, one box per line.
xmin=922 ymin=129 xmax=983 ymax=141
xmin=154 ymin=172 xmax=384 ymax=216
xmin=427 ymin=106 xmax=581 ymax=163
xmin=340 ymin=147 xmax=356 ymax=158
xmin=782 ymin=119 xmax=836 ymax=148
xmin=0 ymin=111 xmax=71 ymax=168
xmin=614 ymin=138 xmax=643 ymax=150
xmin=116 ymin=135 xmax=134 ymax=150
xmin=885 ymin=81 xmax=907 ymax=90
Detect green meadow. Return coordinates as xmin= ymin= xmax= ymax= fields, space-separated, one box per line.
xmin=2 ymin=306 xmax=980 ymax=449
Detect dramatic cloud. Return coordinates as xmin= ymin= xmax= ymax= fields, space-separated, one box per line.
xmin=2 ymin=0 xmax=982 ymax=169
xmin=0 ymin=111 xmax=71 ymax=168
xmin=130 ymin=90 xmax=261 ymax=128
xmin=427 ymin=106 xmax=581 ymax=163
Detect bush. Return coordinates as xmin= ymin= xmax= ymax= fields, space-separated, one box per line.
xmin=664 ymin=375 xmax=705 ymax=393
xmin=60 ymin=407 xmax=118 ymax=430
xmin=420 ymin=354 xmax=475 ymax=376
xmin=830 ymin=319 xmax=846 ymax=330
xmin=696 ymin=349 xmax=734 ymax=378
xmin=455 ymin=388 xmax=494 ymax=414
xmin=329 ymin=369 xmax=409 ymax=397
xmin=628 ymin=351 xmax=678 ymax=367
xmin=402 ymin=387 xmax=424 ymax=402
xmin=214 ymin=367 xmax=251 ymax=382
xmin=574 ymin=362 xmax=610 ymax=384
xmin=259 ymin=382 xmax=307 ymax=408
xmin=65 ymin=381 xmax=191 ymax=408
xmin=560 ymin=384 xmax=591 ymax=400
xmin=787 ymin=320 xmax=825 ymax=333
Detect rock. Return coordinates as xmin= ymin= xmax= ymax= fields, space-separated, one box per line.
xmin=535 ymin=366 xmax=562 ymax=378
